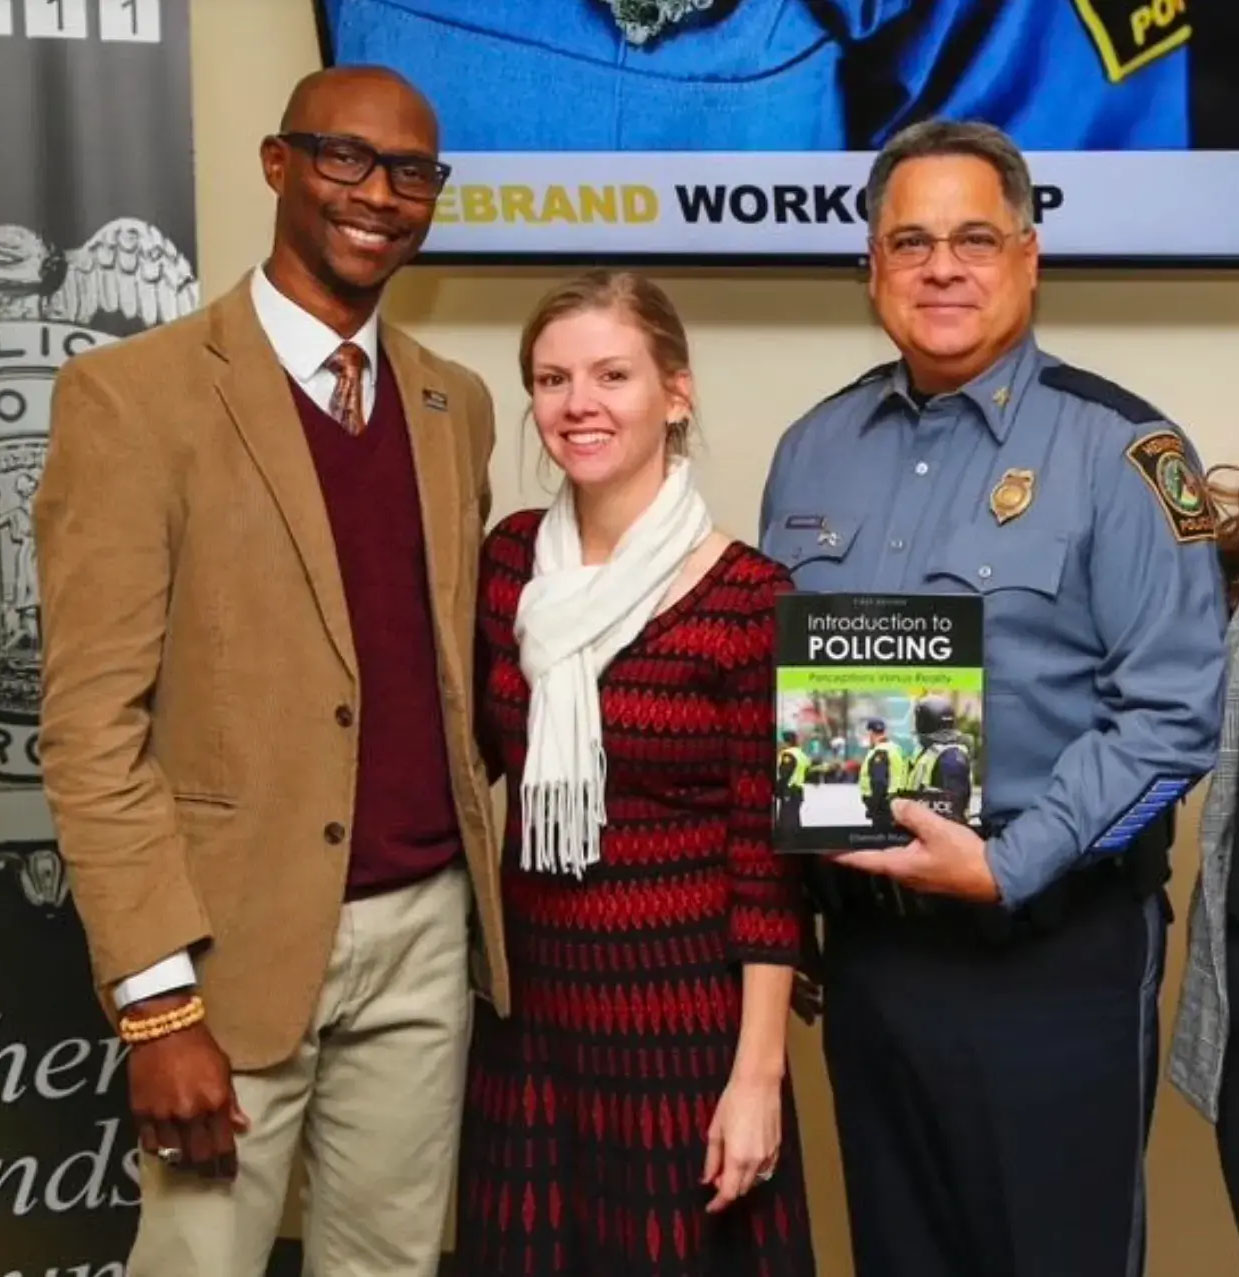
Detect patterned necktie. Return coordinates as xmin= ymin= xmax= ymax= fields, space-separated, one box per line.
xmin=324 ymin=342 xmax=368 ymax=435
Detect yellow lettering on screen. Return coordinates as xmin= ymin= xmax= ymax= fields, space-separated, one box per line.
xmin=501 ymin=186 xmax=541 ymax=223
xmin=434 ymin=187 xmax=460 ymax=223
xmin=580 ymin=187 xmax=619 ymax=223
xmin=460 ymin=186 xmax=498 ymax=223
xmin=1071 ymin=0 xmax=1189 ymax=81
xmin=433 ymin=185 xmax=660 ymax=226
xmin=541 ymin=186 xmax=580 ymax=224
xmin=1132 ymin=0 xmax=1186 ymax=47
xmin=622 ymin=186 xmax=659 ymax=224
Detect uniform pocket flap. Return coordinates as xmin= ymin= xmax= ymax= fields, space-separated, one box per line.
xmin=926 ymin=526 xmax=1069 ymax=598
xmin=766 ymin=510 xmax=865 ymax=566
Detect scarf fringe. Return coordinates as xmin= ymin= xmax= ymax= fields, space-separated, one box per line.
xmin=520 ymin=743 xmax=608 ymax=878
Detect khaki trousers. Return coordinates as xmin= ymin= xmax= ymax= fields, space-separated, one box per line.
xmin=127 ymin=865 xmax=470 ymax=1277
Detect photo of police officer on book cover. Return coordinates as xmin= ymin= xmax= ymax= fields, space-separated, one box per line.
xmin=774 ymin=593 xmax=984 ymax=852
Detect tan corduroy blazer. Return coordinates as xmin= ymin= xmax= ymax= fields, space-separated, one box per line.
xmin=35 ymin=276 xmax=508 ymax=1069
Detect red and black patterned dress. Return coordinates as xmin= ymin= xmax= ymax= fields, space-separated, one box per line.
xmin=457 ymin=510 xmax=817 ymax=1277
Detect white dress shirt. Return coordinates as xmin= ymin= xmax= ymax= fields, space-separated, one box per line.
xmin=111 ymin=267 xmax=381 ymax=1010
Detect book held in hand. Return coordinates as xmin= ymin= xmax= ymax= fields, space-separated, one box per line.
xmin=773 ymin=592 xmax=985 ymax=852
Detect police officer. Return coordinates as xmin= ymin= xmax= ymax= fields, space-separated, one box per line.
xmin=858 ymin=717 xmax=905 ymax=829
xmin=776 ymin=729 xmax=809 ymax=834
xmin=906 ymin=695 xmax=971 ymax=821
xmin=760 ymin=119 xmax=1227 ymax=1277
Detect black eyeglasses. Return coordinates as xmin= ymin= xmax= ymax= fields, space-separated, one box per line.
xmin=873 ymin=223 xmax=1028 ymax=268
xmin=278 ymin=132 xmax=451 ymax=202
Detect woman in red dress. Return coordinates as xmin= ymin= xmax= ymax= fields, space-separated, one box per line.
xmin=457 ymin=270 xmax=817 ymax=1276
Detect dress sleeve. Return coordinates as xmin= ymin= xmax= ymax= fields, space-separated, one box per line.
xmin=473 ymin=516 xmax=533 ymax=785
xmin=723 ymin=559 xmax=808 ymax=965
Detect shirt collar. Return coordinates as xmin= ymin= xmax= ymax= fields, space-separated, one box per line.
xmin=249 ymin=265 xmax=380 ymax=384
xmin=867 ymin=330 xmax=1041 ymax=443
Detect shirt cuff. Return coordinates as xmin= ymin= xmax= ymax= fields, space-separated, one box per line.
xmin=985 ymin=836 xmax=1023 ymax=910
xmin=112 ymin=951 xmax=197 ymax=1010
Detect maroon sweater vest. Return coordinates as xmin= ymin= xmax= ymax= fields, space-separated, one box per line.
xmin=291 ymin=354 xmax=460 ymax=897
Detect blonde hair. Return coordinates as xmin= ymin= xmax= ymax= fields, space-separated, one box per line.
xmin=1207 ymin=465 xmax=1239 ymax=613
xmin=518 ymin=269 xmax=695 ymax=456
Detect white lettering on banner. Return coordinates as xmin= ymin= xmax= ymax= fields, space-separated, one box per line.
xmin=0 ymin=2 xmax=13 ymax=36
xmin=0 ymin=1018 xmax=138 ymax=1218
xmin=0 ymin=1118 xmax=140 ymax=1216
xmin=0 ymin=1018 xmax=129 ymax=1102
xmin=419 ymin=151 xmax=1239 ymax=258
xmin=4 ymin=1263 xmax=124 ymax=1276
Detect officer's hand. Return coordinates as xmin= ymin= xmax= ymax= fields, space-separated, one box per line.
xmin=834 ymin=799 xmax=1000 ymax=902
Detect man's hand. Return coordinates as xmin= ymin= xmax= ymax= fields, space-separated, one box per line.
xmin=834 ymin=799 xmax=1001 ymax=903
xmin=126 ymin=994 xmax=249 ymax=1180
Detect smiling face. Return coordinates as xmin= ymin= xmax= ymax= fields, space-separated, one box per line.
xmin=261 ymin=68 xmax=440 ymax=320
xmin=529 ymin=305 xmax=692 ymax=496
xmin=869 ymin=154 xmax=1038 ymax=393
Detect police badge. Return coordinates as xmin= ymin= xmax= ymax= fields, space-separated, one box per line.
xmin=0 ymin=217 xmax=198 ymax=909
xmin=603 ymin=0 xmax=716 ymax=45
xmin=989 ymin=469 xmax=1036 ymax=526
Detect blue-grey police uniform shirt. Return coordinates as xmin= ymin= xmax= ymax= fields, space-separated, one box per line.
xmin=759 ymin=334 xmax=1227 ymax=907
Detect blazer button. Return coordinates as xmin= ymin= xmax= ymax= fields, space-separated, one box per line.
xmin=324 ymin=822 xmax=347 ymax=845
xmin=334 ymin=704 xmax=354 ymax=728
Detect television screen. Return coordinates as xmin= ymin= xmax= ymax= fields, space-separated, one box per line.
xmin=316 ymin=0 xmax=1239 ymax=264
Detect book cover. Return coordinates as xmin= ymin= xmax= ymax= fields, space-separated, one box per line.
xmin=774 ymin=592 xmax=985 ymax=852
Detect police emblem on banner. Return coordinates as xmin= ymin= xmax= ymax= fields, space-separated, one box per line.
xmin=0 ymin=217 xmax=198 ymax=905
xmin=1071 ymin=0 xmax=1191 ymax=83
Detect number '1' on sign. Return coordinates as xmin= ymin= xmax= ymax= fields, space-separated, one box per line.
xmin=23 ymin=0 xmax=87 ymax=38
xmin=100 ymin=0 xmax=160 ymax=43
xmin=0 ymin=2 xmax=12 ymax=38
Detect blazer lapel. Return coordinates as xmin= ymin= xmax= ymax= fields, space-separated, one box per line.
xmin=206 ymin=279 xmax=358 ymax=680
xmin=383 ymin=323 xmax=462 ymax=619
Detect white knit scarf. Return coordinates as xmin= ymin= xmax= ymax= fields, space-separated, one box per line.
xmin=515 ymin=458 xmax=712 ymax=877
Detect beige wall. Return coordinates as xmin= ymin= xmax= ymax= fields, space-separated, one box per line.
xmin=192 ymin=2 xmax=1239 ymax=1271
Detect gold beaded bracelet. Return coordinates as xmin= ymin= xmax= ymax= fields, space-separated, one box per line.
xmin=118 ymin=994 xmax=206 ymax=1044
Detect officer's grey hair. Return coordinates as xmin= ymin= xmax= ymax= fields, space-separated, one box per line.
xmin=866 ymin=120 xmax=1035 ymax=232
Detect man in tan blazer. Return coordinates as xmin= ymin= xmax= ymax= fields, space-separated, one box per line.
xmin=34 ymin=66 xmax=506 ymax=1275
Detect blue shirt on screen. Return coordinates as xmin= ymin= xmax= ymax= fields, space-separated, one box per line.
xmin=322 ymin=0 xmax=1192 ymax=150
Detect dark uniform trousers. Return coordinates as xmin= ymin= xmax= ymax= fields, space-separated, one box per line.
xmin=820 ymin=871 xmax=1167 ymax=1277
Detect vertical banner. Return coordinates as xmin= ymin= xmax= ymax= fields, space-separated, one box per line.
xmin=0 ymin=2 xmax=198 ymax=1270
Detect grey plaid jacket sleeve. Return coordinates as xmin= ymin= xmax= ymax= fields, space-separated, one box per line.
xmin=1170 ymin=610 xmax=1239 ymax=1121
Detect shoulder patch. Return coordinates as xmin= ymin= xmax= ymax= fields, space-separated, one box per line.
xmin=1069 ymin=0 xmax=1190 ymax=84
xmin=1125 ymin=431 xmax=1215 ymax=544
xmin=1039 ymin=364 xmax=1164 ymax=424
xmin=821 ymin=361 xmax=897 ymax=407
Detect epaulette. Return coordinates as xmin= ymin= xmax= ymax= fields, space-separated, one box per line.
xmin=1039 ymin=364 xmax=1164 ymax=425
xmin=820 ymin=361 xmax=898 ymax=407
